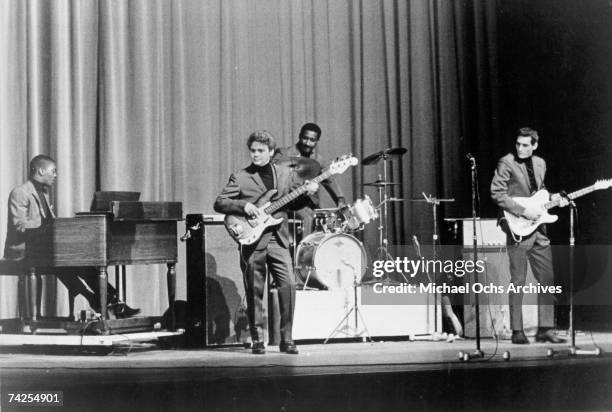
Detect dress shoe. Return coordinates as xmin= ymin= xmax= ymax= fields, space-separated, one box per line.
xmin=511 ymin=330 xmax=529 ymax=344
xmin=251 ymin=341 xmax=266 ymax=354
xmin=535 ymin=329 xmax=566 ymax=344
xmin=108 ymin=302 xmax=140 ymax=319
xmin=279 ymin=341 xmax=299 ymax=354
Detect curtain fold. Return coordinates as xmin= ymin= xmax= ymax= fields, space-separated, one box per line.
xmin=0 ymin=0 xmax=498 ymax=318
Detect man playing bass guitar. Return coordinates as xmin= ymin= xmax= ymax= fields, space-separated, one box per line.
xmin=214 ymin=130 xmax=318 ymax=355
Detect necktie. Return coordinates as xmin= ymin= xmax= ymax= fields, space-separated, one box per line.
xmin=38 ymin=190 xmax=53 ymax=223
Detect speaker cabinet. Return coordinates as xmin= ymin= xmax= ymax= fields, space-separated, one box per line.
xmin=185 ymin=214 xmax=262 ymax=346
xmin=462 ymin=248 xmax=538 ymax=338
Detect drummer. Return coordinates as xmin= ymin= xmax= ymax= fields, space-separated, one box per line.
xmin=274 ymin=122 xmax=346 ymax=236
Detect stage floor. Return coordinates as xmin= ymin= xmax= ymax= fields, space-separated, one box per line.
xmin=2 ymin=332 xmax=612 ymax=411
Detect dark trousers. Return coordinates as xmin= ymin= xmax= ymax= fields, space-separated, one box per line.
xmin=55 ymin=268 xmax=118 ymax=310
xmin=240 ymin=238 xmax=296 ymax=343
xmin=292 ymin=207 xmax=315 ymax=238
xmin=507 ymin=229 xmax=555 ymax=330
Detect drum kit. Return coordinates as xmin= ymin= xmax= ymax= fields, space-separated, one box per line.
xmin=282 ymin=147 xmax=407 ymax=342
xmin=282 ymin=147 xmax=461 ymax=341
xmin=290 ymin=147 xmax=408 ymax=291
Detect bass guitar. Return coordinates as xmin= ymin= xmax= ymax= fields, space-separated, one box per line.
xmin=504 ymin=179 xmax=612 ymax=238
xmin=224 ymin=154 xmax=358 ymax=245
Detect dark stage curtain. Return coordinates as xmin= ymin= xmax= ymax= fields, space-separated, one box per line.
xmin=0 ymin=0 xmax=498 ymax=318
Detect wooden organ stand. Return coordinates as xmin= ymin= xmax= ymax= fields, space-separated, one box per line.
xmin=24 ymin=201 xmax=182 ymax=335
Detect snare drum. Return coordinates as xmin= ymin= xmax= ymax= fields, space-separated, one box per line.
xmin=295 ymin=232 xmax=367 ymax=290
xmin=340 ymin=195 xmax=378 ymax=231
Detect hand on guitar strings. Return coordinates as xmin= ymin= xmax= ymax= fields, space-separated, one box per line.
xmin=521 ymin=207 xmax=542 ymax=221
xmin=244 ymin=202 xmax=261 ymax=219
xmin=303 ymin=180 xmax=319 ymax=195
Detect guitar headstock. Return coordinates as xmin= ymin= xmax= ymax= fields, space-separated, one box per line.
xmin=593 ymin=179 xmax=612 ymax=191
xmin=328 ymin=154 xmax=358 ymax=175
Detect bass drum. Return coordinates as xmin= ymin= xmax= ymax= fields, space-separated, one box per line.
xmin=295 ymin=232 xmax=367 ymax=290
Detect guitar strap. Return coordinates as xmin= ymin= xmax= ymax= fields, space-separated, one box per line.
xmin=499 ymin=216 xmax=523 ymax=244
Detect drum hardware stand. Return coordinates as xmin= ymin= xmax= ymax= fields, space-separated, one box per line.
xmin=362 ymin=147 xmax=406 ymax=284
xmin=373 ymin=170 xmax=393 ymax=264
xmin=324 ymin=260 xmax=372 ymax=344
xmin=406 ymin=235 xmax=457 ymax=342
xmin=373 ymin=195 xmax=409 ymax=284
xmin=299 ymin=266 xmax=315 ymax=290
xmin=460 ymin=154 xmax=484 ymax=361
xmin=411 ymin=193 xmax=455 ymax=335
xmin=547 ymin=200 xmax=602 ymax=358
xmin=289 ymin=211 xmax=303 ymax=265
xmin=372 ymin=163 xmax=406 ymax=282
xmin=371 ymin=150 xmax=396 ymax=263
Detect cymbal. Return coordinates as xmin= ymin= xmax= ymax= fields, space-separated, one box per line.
xmin=275 ymin=156 xmax=321 ymax=180
xmin=363 ymin=179 xmax=400 ymax=187
xmin=314 ymin=207 xmax=340 ymax=212
xmin=362 ymin=147 xmax=407 ymax=165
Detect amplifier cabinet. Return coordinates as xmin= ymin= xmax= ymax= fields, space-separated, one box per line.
xmin=185 ymin=214 xmax=258 ymax=346
xmin=462 ymin=247 xmax=538 ymax=338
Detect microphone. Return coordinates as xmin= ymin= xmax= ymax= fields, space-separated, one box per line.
xmin=466 ymin=153 xmax=476 ymax=169
xmin=180 ymin=222 xmax=204 ymax=241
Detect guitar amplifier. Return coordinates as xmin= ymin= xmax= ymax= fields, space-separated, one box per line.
xmin=462 ymin=218 xmax=506 ymax=247
xmin=462 ymin=248 xmax=538 ymax=338
xmin=184 ymin=214 xmax=256 ymax=347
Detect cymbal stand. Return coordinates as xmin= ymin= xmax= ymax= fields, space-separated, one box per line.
xmin=421 ymin=193 xmax=455 ymax=335
xmin=374 ymin=155 xmax=409 ymax=280
xmin=382 ymin=153 xmax=390 ymax=258
xmin=373 ymin=152 xmax=393 ymax=262
xmin=324 ymin=260 xmax=372 ymax=344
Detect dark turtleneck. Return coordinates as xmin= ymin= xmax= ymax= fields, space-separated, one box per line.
xmin=253 ymin=162 xmax=274 ymax=190
xmin=515 ymin=155 xmax=537 ymax=193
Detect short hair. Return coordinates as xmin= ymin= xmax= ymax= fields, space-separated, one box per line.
xmin=247 ymin=130 xmax=276 ymax=151
xmin=517 ymin=127 xmax=539 ymax=144
xmin=29 ymin=155 xmax=56 ymax=176
xmin=299 ymin=122 xmax=322 ymax=138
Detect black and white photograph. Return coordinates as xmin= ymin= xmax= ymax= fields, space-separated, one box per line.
xmin=1 ymin=0 xmax=612 ymax=410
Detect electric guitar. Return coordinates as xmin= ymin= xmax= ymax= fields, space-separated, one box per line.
xmin=224 ymin=154 xmax=358 ymax=245
xmin=504 ymin=179 xmax=612 ymax=237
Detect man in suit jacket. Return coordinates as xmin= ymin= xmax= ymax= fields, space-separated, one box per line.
xmin=274 ymin=123 xmax=346 ymax=236
xmin=214 ymin=131 xmax=318 ymax=354
xmin=4 ymin=155 xmax=139 ymax=318
xmin=491 ymin=127 xmax=566 ymax=344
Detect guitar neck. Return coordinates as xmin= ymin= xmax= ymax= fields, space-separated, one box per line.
xmin=543 ymin=184 xmax=598 ymax=209
xmin=264 ymin=170 xmax=333 ymax=214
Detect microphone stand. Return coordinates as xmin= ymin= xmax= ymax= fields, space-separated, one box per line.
xmin=547 ymin=200 xmax=602 ymax=358
xmin=460 ymin=155 xmax=484 ymax=361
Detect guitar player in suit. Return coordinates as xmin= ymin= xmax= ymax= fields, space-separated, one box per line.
xmin=214 ymin=131 xmax=318 ymax=354
xmin=4 ymin=155 xmax=139 ymax=319
xmin=490 ymin=127 xmax=567 ymax=344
